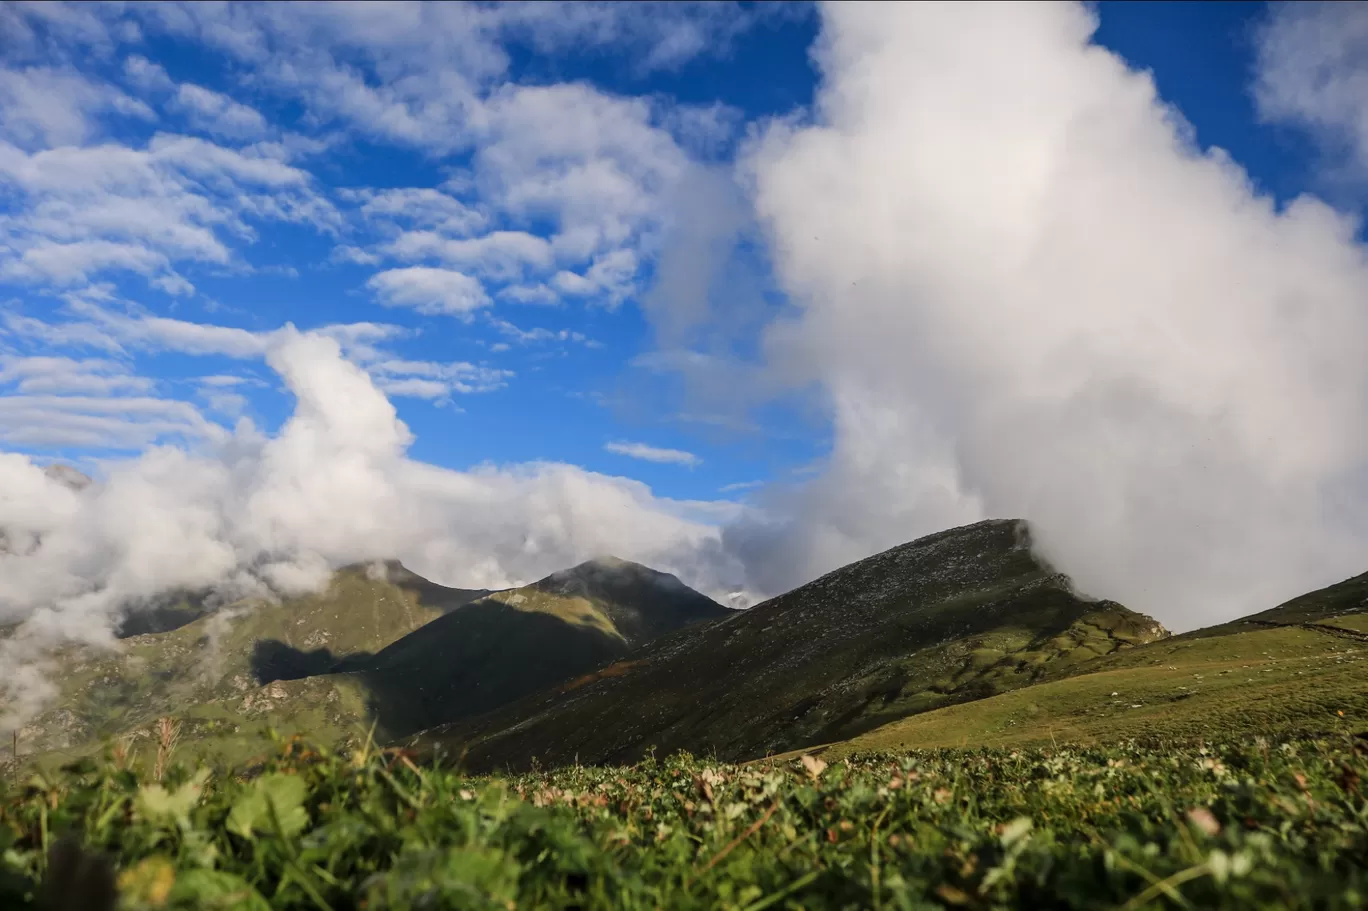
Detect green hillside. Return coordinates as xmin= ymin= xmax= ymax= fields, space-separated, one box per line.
xmin=7 ymin=558 xmax=728 ymax=774
xmin=331 ymin=557 xmax=733 ymax=740
xmin=415 ymin=519 xmax=1169 ymax=771
xmin=805 ymin=571 xmax=1368 ymax=759
xmin=6 ymin=562 xmax=489 ymax=769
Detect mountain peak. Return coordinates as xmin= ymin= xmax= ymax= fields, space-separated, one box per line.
xmin=535 ymin=555 xmax=690 ymax=597
xmin=43 ymin=463 xmax=92 ymax=492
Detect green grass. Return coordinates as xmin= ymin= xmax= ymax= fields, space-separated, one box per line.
xmin=826 ymin=625 xmax=1368 ymax=757
xmin=3 ymin=733 xmax=1368 ymax=908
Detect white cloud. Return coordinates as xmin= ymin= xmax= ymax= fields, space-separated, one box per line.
xmin=383 ymin=229 xmax=556 ymax=281
xmin=108 ymin=1 xmax=771 ymax=152
xmin=605 ymin=440 xmax=701 ymax=467
xmin=122 ymin=55 xmax=174 ymax=94
xmin=173 ymin=83 xmax=269 ymax=140
xmin=344 ymin=186 xmax=486 ymax=237
xmin=0 ymin=330 xmax=738 ymax=728
xmin=6 ymin=293 xmax=407 ymax=367
xmin=497 ymin=283 xmax=561 ymax=306
xmin=0 ymin=65 xmax=153 ymax=149
xmin=0 ymin=392 xmax=217 ymax=449
xmin=0 ymin=133 xmax=337 ymax=291
xmin=367 ymin=266 xmax=492 ymax=316
xmin=1254 ymin=2 xmax=1368 ymax=180
xmin=197 ymin=374 xmax=256 ymax=388
xmin=0 ymin=355 xmax=152 ymax=395
xmin=476 ymin=83 xmax=687 ymax=268
xmin=715 ymin=1 xmax=1368 ymax=629
xmin=488 ymin=316 xmax=594 ymax=347
xmin=367 ymin=357 xmax=512 ymax=398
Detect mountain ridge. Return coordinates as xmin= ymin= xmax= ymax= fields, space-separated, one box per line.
xmin=5 ymin=554 xmax=730 ymax=772
xmin=413 ymin=518 xmax=1169 ymax=771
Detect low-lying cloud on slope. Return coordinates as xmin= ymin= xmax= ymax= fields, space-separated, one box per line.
xmin=0 ymin=331 xmax=742 ymax=729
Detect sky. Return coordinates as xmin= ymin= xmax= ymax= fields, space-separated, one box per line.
xmin=4 ymin=0 xmax=1368 ymax=704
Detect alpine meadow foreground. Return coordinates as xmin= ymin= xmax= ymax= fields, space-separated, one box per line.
xmin=3 ymin=733 xmax=1367 ymax=909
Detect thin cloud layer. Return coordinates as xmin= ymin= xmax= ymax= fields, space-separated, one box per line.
xmin=605 ymin=440 xmax=702 ymax=467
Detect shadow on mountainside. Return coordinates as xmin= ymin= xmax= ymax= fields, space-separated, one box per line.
xmin=251 ymin=599 xmax=631 ymax=742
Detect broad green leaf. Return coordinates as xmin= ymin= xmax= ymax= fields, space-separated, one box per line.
xmin=135 ymin=768 xmax=211 ymax=828
xmin=226 ymin=773 xmax=309 ymax=840
xmin=170 ymin=870 xmax=270 ymax=911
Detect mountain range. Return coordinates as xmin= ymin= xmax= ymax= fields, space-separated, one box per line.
xmin=4 ymin=515 xmax=1365 ymax=776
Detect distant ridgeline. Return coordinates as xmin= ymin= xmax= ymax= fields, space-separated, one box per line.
xmin=4 ymin=554 xmax=730 ymax=772
xmin=7 ymin=516 xmax=1368 ymax=777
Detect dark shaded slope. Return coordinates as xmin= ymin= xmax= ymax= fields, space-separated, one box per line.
xmin=528 ymin=556 xmax=732 ymax=644
xmin=350 ymin=601 xmax=627 ymax=741
xmin=324 ymin=558 xmax=729 ymax=740
xmin=417 ymin=519 xmax=1168 ymax=771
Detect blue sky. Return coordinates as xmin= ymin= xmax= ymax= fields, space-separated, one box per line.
xmin=0 ymin=2 xmax=826 ymax=503
xmin=4 ymin=2 xmax=1368 ymax=630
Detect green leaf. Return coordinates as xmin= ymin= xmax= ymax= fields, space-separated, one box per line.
xmin=170 ymin=870 xmax=270 ymax=910
xmin=136 ymin=768 xmax=211 ymax=828
xmin=227 ymin=773 xmax=309 ymax=840
xmin=998 ymin=816 xmax=1032 ymax=847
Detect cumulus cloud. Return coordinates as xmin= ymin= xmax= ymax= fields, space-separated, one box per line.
xmin=712 ymin=1 xmax=1368 ymax=628
xmin=1254 ymin=2 xmax=1368 ymax=180
xmin=173 ymin=83 xmax=270 ymax=140
xmin=0 ymin=132 xmax=337 ymax=290
xmin=0 ymin=330 xmax=736 ymax=729
xmin=367 ymin=266 xmax=492 ymax=316
xmin=605 ymin=440 xmax=702 ymax=467
xmin=0 ymin=65 xmax=153 ymax=149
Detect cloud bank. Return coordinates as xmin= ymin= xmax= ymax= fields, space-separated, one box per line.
xmin=0 ymin=330 xmax=738 ymax=728
xmin=722 ymin=1 xmax=1368 ymax=625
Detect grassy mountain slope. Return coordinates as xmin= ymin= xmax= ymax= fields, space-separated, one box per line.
xmin=9 ymin=562 xmax=489 ymax=766
xmin=815 ymin=572 xmax=1368 ymax=758
xmin=416 ymin=519 xmax=1168 ymax=771
xmin=329 ymin=557 xmax=732 ymax=741
xmin=12 ymin=558 xmax=728 ymax=772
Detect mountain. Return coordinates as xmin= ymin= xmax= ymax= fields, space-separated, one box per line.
xmin=8 ymin=557 xmax=728 ymax=772
xmin=413 ymin=519 xmax=1168 ymax=771
xmin=8 ymin=561 xmax=490 ymax=766
xmin=304 ymin=557 xmax=732 ymax=741
xmin=42 ymin=463 xmax=92 ymax=491
xmin=790 ymin=567 xmax=1368 ymax=760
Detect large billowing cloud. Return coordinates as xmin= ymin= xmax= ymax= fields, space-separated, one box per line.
xmin=727 ymin=1 xmax=1368 ymax=626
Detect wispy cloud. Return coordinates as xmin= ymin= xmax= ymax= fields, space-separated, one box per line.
xmin=605 ymin=440 xmax=701 ymax=467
